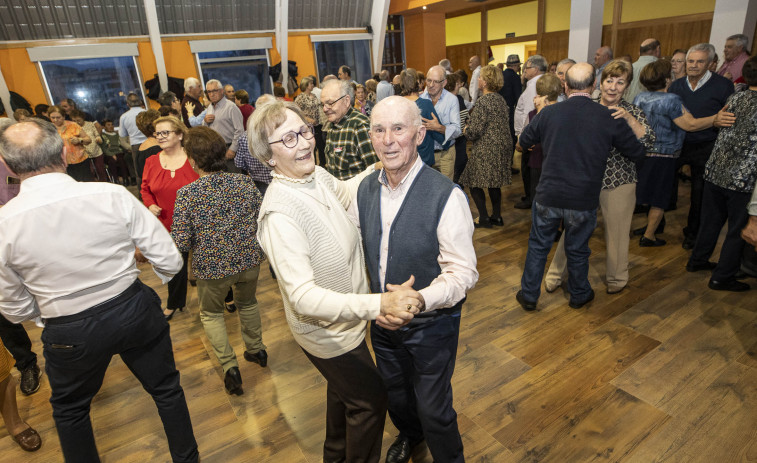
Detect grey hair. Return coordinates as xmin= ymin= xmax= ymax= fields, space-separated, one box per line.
xmin=439 ymin=59 xmax=452 ymax=72
xmin=184 ymin=77 xmax=201 ymax=92
xmin=206 ymin=79 xmax=222 ymax=89
xmin=557 ymin=58 xmax=576 ymax=67
xmin=527 ymin=55 xmax=548 ymax=72
xmin=727 ymin=34 xmax=749 ymax=53
xmin=126 ymin=92 xmax=142 ymax=107
xmin=0 ymin=119 xmax=65 ymax=175
xmin=247 ymin=100 xmax=308 ymax=166
xmin=687 ymin=43 xmax=716 ymax=63
xmin=379 ymin=69 xmax=390 ymax=81
xmin=0 ymin=118 xmax=14 ymax=130
xmin=323 ymin=79 xmax=354 ymax=104
xmin=565 ymin=65 xmax=595 ymax=91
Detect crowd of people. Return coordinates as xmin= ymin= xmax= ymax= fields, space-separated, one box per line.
xmin=0 ymin=31 xmax=755 ymax=463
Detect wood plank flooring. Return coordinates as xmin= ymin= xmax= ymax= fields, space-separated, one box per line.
xmin=0 ymin=171 xmax=755 ymax=462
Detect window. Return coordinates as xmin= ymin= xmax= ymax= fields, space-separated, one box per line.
xmin=382 ymin=15 xmax=406 ymax=79
xmin=313 ymin=39 xmax=372 ymax=84
xmin=196 ymin=49 xmax=272 ymax=103
xmin=39 ymin=56 xmax=144 ymax=124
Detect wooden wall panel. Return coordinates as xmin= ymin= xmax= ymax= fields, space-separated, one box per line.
xmin=446 ymin=43 xmax=481 ymax=78
xmin=613 ymin=19 xmax=712 ymax=60
xmin=539 ymin=31 xmax=569 ymax=64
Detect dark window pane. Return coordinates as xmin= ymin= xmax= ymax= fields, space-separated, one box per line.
xmin=199 ymin=59 xmax=272 ymax=104
xmin=198 ymin=49 xmax=267 ymax=59
xmin=314 ymin=40 xmax=372 ymax=84
xmin=41 ymin=56 xmax=142 ymax=125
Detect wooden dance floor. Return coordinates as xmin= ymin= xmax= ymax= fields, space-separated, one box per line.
xmin=1 ymin=174 xmax=755 ymax=462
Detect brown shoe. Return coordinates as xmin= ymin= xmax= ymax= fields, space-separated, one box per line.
xmin=13 ymin=427 xmax=42 ymax=452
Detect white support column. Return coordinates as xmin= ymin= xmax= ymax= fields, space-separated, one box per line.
xmin=0 ymin=64 xmax=13 ymax=121
xmin=710 ymin=0 xmax=757 ymax=55
xmin=143 ymin=0 xmax=168 ymax=94
xmin=275 ymin=0 xmax=289 ymax=90
xmin=370 ymin=0 xmax=391 ymax=73
xmin=567 ymin=0 xmax=605 ymax=63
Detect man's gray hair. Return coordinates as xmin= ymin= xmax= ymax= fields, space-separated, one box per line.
xmin=0 ymin=118 xmax=14 ymax=130
xmin=0 ymin=119 xmax=65 ymax=175
xmin=379 ymin=70 xmax=390 ymax=81
xmin=126 ymin=92 xmax=142 ymax=107
xmin=557 ymin=58 xmax=576 ymax=67
xmin=728 ymin=34 xmax=750 ymax=53
xmin=687 ymin=43 xmax=716 ymax=63
xmin=527 ymin=55 xmax=548 ymax=72
xmin=565 ymin=65 xmax=595 ymax=91
xmin=324 ymin=79 xmax=355 ymax=104
xmin=439 ymin=59 xmax=452 ymax=72
xmin=206 ymin=79 xmax=222 ymax=89
xmin=184 ymin=77 xmax=201 ymax=92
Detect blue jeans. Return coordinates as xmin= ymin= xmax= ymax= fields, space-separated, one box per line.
xmin=521 ymin=202 xmax=597 ymax=303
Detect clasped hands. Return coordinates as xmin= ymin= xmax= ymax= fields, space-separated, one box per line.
xmin=377 ymin=275 xmax=425 ymax=330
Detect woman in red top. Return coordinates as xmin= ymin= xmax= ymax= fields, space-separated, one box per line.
xmin=234 ymin=89 xmax=254 ymax=130
xmin=141 ymin=116 xmax=199 ymax=318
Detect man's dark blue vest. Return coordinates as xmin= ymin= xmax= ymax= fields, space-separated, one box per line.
xmin=357 ymin=163 xmax=464 ymax=318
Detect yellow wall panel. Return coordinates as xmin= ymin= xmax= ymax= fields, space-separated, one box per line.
xmin=445 ymin=13 xmax=481 ymax=46
xmin=491 ymin=41 xmax=538 ymax=65
xmin=621 ymin=0 xmax=714 ymax=23
xmin=544 ymin=0 xmax=614 ymax=32
xmin=487 ymin=2 xmax=538 ymax=40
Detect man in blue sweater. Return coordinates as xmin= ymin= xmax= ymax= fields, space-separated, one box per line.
xmin=516 ymin=62 xmax=645 ymax=311
xmin=669 ymin=43 xmax=734 ymax=249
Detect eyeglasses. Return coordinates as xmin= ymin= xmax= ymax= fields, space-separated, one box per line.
xmin=155 ymin=131 xmax=175 ymax=139
xmin=268 ymin=125 xmax=315 ymax=148
xmin=425 ymin=78 xmax=444 ymax=85
xmin=206 ymin=88 xmax=223 ymax=94
xmin=321 ymin=94 xmax=348 ymax=108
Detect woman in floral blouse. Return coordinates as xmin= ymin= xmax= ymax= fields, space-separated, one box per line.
xmin=171 ymin=126 xmax=267 ymax=396
xmin=294 ymin=76 xmax=326 ymax=166
xmin=546 ymin=59 xmax=655 ymax=294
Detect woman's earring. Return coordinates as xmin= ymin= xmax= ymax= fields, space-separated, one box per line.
xmin=268 ymin=160 xmax=276 ymax=166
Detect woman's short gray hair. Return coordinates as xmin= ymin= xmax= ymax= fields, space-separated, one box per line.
xmin=687 ymin=43 xmax=716 ymax=63
xmin=247 ymin=100 xmax=309 ymax=166
xmin=0 ymin=119 xmax=65 ymax=175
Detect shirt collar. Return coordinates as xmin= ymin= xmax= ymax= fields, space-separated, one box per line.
xmin=19 ymin=172 xmax=74 ymax=192
xmin=687 ymin=70 xmax=712 ymax=91
xmin=378 ymin=155 xmax=424 ymax=191
xmin=212 ymin=97 xmax=227 ymax=109
xmin=334 ymin=107 xmax=355 ymax=127
xmin=568 ymin=92 xmax=592 ymax=99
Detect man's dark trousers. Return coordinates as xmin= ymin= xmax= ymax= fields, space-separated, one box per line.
xmin=42 ymin=279 xmax=198 ymax=463
xmin=371 ymin=312 xmax=464 ymax=463
xmin=0 ymin=314 xmax=37 ymax=372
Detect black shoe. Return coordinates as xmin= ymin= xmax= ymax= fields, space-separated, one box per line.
xmin=708 ymin=279 xmax=750 ymax=292
xmin=639 ymin=236 xmax=666 ymax=247
xmin=632 ymin=218 xmax=665 ymax=236
xmin=569 ymin=289 xmax=595 ymax=309
xmin=682 ymin=236 xmax=696 ymax=250
xmin=474 ymin=217 xmax=492 ymax=228
xmin=514 ymin=200 xmax=532 ymax=209
xmin=685 ymin=261 xmax=717 ymax=272
xmin=244 ymin=349 xmax=268 ymax=367
xmin=225 ymin=302 xmax=237 ymax=313
xmin=516 ymin=290 xmax=537 ymax=311
xmin=19 ymin=364 xmax=42 ymax=396
xmin=164 ymin=307 xmax=184 ymax=321
xmin=489 ymin=215 xmax=504 ymax=226
xmin=385 ymin=435 xmax=423 ymax=463
xmin=224 ymin=367 xmax=243 ymax=395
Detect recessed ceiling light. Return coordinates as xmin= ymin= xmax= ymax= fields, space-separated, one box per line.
xmin=422 ymin=5 xmax=427 ymax=10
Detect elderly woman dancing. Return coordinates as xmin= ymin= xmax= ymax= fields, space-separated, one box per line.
xmin=249 ymin=100 xmax=422 ymax=463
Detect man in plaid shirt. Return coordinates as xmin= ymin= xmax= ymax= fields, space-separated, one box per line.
xmin=320 ymin=79 xmax=378 ymax=180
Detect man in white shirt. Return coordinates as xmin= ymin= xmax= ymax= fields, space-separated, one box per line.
xmin=203 ymin=79 xmax=244 ymax=172
xmin=514 ymin=54 xmax=547 ymax=208
xmin=118 ymin=93 xmax=146 ymax=181
xmin=468 ymin=55 xmax=481 ymax=104
xmin=624 ymin=38 xmax=660 ymax=103
xmin=352 ymin=96 xmax=478 ymax=463
xmin=0 ymin=120 xmax=199 ymax=463
xmin=376 ymin=70 xmax=395 ymax=102
xmin=419 ymin=66 xmax=462 ymax=181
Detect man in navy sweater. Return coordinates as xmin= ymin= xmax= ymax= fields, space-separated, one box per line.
xmin=669 ymin=43 xmax=734 ymax=249
xmin=516 ymin=62 xmax=645 ymax=311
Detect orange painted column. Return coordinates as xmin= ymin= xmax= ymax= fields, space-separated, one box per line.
xmin=403 ymin=12 xmax=446 ymax=73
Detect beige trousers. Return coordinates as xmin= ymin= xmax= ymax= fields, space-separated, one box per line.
xmin=196 ymin=266 xmax=265 ymax=372
xmin=545 ymin=183 xmax=636 ymax=293
xmin=433 ymin=146 xmax=456 ymax=181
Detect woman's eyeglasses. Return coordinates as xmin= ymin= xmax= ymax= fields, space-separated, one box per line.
xmin=268 ymin=126 xmax=315 ymax=148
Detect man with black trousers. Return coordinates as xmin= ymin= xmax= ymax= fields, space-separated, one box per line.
xmin=669 ymin=43 xmax=734 ymax=249
xmin=516 ymin=63 xmax=645 ymax=311
xmin=500 ymin=54 xmax=523 ymax=175
xmin=0 ymin=119 xmax=199 ymax=462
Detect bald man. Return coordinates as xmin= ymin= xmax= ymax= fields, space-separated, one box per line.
xmin=625 ymin=38 xmax=661 ymax=103
xmin=516 ymin=63 xmax=645 ymax=311
xmin=468 ymin=55 xmax=482 ymax=103
xmin=594 ymin=46 xmax=613 ymax=89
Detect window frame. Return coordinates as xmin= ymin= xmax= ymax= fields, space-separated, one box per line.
xmin=310 ymin=33 xmax=374 ymax=84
